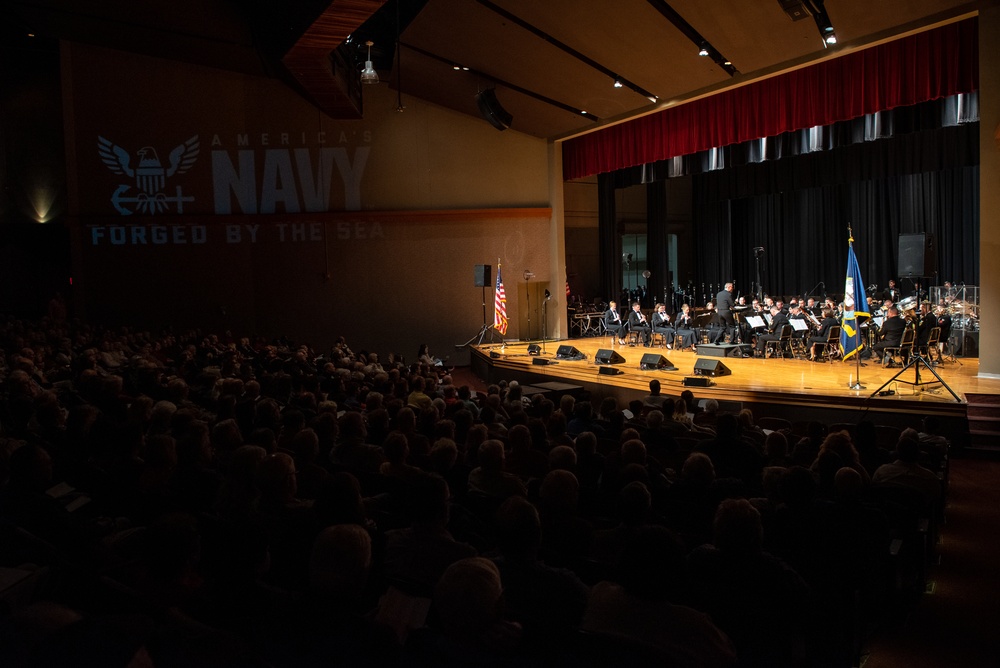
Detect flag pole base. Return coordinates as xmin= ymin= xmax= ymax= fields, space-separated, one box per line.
xmin=847 ymin=382 xmax=866 ymax=390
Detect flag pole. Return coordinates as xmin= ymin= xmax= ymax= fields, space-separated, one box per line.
xmin=848 ymin=225 xmax=865 ymax=390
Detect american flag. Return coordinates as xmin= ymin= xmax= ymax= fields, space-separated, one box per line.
xmin=494 ymin=264 xmax=508 ymax=335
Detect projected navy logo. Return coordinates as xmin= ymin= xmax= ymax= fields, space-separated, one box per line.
xmin=97 ymin=135 xmax=200 ymax=215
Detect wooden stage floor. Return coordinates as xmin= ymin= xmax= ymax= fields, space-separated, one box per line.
xmin=471 ymin=337 xmax=1000 ymax=422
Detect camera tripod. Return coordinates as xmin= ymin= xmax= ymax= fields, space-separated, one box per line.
xmin=870 ymin=351 xmax=961 ymax=402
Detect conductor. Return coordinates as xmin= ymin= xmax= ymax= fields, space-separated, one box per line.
xmin=715 ymin=282 xmax=736 ymax=343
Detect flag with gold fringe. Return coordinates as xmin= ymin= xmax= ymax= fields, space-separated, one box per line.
xmin=840 ymin=232 xmax=870 ymax=361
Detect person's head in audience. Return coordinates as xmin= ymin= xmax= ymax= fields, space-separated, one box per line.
xmin=619 ymin=481 xmax=652 ymax=527
xmin=433 ymin=557 xmax=507 ymax=645
xmin=575 ymin=431 xmax=598 ymax=457
xmin=681 ymin=390 xmax=696 ymax=410
xmin=619 ymin=427 xmax=640 ymax=444
xmin=548 ymin=445 xmax=577 ymax=472
xmin=765 ymin=431 xmax=788 ymax=460
xmin=394 ymin=406 xmax=416 ymax=433
xmin=559 ymin=394 xmax=576 ymax=416
xmin=381 ymin=432 xmax=410 ymax=466
xmin=257 ymin=452 xmax=298 ymax=505
xmin=476 ymin=439 xmax=506 ymax=473
xmin=682 ymin=452 xmax=715 ymax=487
xmin=407 ymin=473 xmax=451 ymax=528
xmin=539 ymin=469 xmax=580 ymax=515
xmin=778 ymin=466 xmax=817 ymax=507
xmin=616 ymin=525 xmax=687 ymax=601
xmin=599 ymin=396 xmax=618 ymax=420
xmin=313 ymin=471 xmax=366 ymax=527
xmin=672 ymin=398 xmax=689 ymax=419
xmin=621 ymin=439 xmax=646 ymax=466
xmin=817 ymin=430 xmax=860 ymax=466
xmin=309 ymin=524 xmax=371 ymax=603
xmin=713 ymin=498 xmax=763 ymax=555
xmin=429 ymin=438 xmax=458 ymax=474
xmin=648 ymin=379 xmax=661 ymax=396
xmin=495 ymin=495 xmax=542 ymax=558
xmin=895 ymin=436 xmax=921 ymax=464
xmin=646 ymin=409 xmax=664 ymax=430
xmin=834 ymin=466 xmax=864 ymax=500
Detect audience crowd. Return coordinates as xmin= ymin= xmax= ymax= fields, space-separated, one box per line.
xmin=0 ymin=313 xmax=950 ymax=667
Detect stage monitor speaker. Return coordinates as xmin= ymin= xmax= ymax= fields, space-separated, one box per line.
xmin=599 ymin=366 xmax=623 ymax=376
xmin=527 ymin=344 xmax=541 ymax=356
xmin=556 ymin=345 xmax=584 ymax=360
xmin=595 ymin=349 xmax=626 ymax=365
xmin=489 ymin=351 xmax=501 ymax=359
xmin=473 ymin=264 xmax=492 ymax=287
xmin=693 ymin=358 xmax=731 ymax=377
xmin=475 ymin=89 xmax=512 ymax=131
xmin=532 ymin=357 xmax=551 ymax=366
xmin=897 ymin=233 xmax=937 ymax=278
xmin=683 ymin=376 xmax=712 ymax=387
xmin=639 ymin=354 xmax=677 ymax=371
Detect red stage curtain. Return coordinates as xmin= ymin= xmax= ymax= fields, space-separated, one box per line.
xmin=562 ymin=18 xmax=979 ymax=180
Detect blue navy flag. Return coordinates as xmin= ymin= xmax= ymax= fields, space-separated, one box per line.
xmin=840 ymin=234 xmax=870 ymax=361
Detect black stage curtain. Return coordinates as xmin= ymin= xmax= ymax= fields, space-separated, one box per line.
xmin=597 ymin=173 xmax=619 ymax=305
xmin=646 ymin=180 xmax=669 ymax=309
xmin=692 ymin=123 xmax=979 ymax=300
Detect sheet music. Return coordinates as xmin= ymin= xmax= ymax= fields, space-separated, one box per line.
xmin=764 ymin=313 xmax=773 ymax=325
xmin=873 ymin=316 xmax=884 ymax=328
xmin=745 ymin=316 xmax=765 ymax=328
xmin=790 ymin=318 xmax=809 ymax=332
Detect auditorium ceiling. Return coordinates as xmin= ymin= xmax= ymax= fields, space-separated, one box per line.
xmin=4 ymin=0 xmax=982 ymax=139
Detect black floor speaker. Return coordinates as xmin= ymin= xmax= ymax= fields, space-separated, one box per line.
xmin=693 ymin=358 xmax=731 ymax=377
xmin=527 ymin=344 xmax=541 ymax=355
xmin=556 ymin=345 xmax=585 ymax=360
xmin=595 ymin=349 xmax=626 ymax=365
xmin=473 ymin=264 xmax=491 ymax=287
xmin=599 ymin=366 xmax=623 ymax=376
xmin=640 ymin=354 xmax=677 ymax=370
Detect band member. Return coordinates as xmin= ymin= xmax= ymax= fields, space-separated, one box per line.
xmin=807 ymin=308 xmax=840 ymax=360
xmin=651 ymin=303 xmax=674 ymax=348
xmin=872 ymin=306 xmax=906 ymax=365
xmin=755 ymin=305 xmax=789 ymax=356
xmin=704 ymin=301 xmax=726 ymax=344
xmin=674 ymin=304 xmax=698 ymax=351
xmin=885 ymin=279 xmax=901 ymax=303
xmin=805 ymin=297 xmax=819 ymax=315
xmin=627 ymin=301 xmax=651 ymax=346
xmin=716 ymin=282 xmax=736 ymax=336
xmin=605 ymin=300 xmax=626 ymax=344
xmin=935 ymin=305 xmax=952 ymax=353
xmin=916 ymin=301 xmax=936 ymax=347
xmin=788 ymin=304 xmax=811 ymax=347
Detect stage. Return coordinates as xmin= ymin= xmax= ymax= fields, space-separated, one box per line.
xmin=470 ymin=336 xmax=1000 ymax=429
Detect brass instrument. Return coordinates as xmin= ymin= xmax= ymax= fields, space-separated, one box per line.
xmin=897 ymin=296 xmax=918 ymax=321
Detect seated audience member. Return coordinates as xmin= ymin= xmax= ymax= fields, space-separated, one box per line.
xmin=504 ymin=424 xmax=548 ymax=481
xmin=491 ymin=497 xmax=589 ymax=647
xmin=406 ymin=557 xmax=522 ymax=666
xmin=687 ymin=499 xmax=811 ymax=667
xmin=643 ymin=378 xmax=669 ymax=409
xmin=332 ymin=411 xmax=383 ymax=473
xmin=538 ymin=470 xmax=593 ymax=570
xmin=379 ymin=432 xmax=424 ymax=483
xmin=581 ymin=526 xmax=737 ymax=667
xmin=383 ymin=473 xmax=477 ymax=592
xmin=467 ymin=439 xmax=527 ymax=501
xmin=696 ymin=414 xmax=764 ymax=490
xmin=269 ymin=525 xmax=400 ymax=667
xmin=871 ymin=434 xmax=942 ymax=506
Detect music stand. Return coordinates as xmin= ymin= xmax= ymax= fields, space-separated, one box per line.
xmin=870 ymin=351 xmax=962 ymax=402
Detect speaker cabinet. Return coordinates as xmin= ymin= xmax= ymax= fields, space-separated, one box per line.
xmin=527 ymin=344 xmax=541 ymax=356
xmin=599 ymin=366 xmax=623 ymax=376
xmin=595 ymin=349 xmax=626 ymax=365
xmin=490 ymin=351 xmax=501 ymax=359
xmin=639 ymin=354 xmax=677 ymax=370
xmin=683 ymin=376 xmax=712 ymax=387
xmin=556 ymin=345 xmax=584 ymax=360
xmin=897 ymin=233 xmax=937 ymax=278
xmin=476 ymin=89 xmax=512 ymax=131
xmin=532 ymin=357 xmax=550 ymax=365
xmin=474 ymin=264 xmax=491 ymax=287
xmin=693 ymin=358 xmax=731 ymax=377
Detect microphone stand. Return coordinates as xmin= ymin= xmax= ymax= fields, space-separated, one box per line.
xmin=806 ymin=281 xmax=824 ymax=298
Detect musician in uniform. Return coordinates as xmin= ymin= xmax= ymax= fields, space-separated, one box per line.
xmin=885 ymin=279 xmax=901 ymax=303
xmin=755 ymin=305 xmax=789 ymax=356
xmin=627 ymin=301 xmax=651 ymax=346
xmin=935 ymin=305 xmax=953 ymax=354
xmin=808 ymin=308 xmax=840 ymax=361
xmin=872 ymin=306 xmax=906 ymax=365
xmin=605 ymin=300 xmax=626 ymax=344
xmin=916 ymin=302 xmax=937 ymax=347
xmin=651 ymin=303 xmax=674 ymax=348
xmin=674 ymin=304 xmax=698 ymax=351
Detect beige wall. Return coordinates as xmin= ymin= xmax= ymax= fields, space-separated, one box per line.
xmin=62 ymin=43 xmax=560 ymax=362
